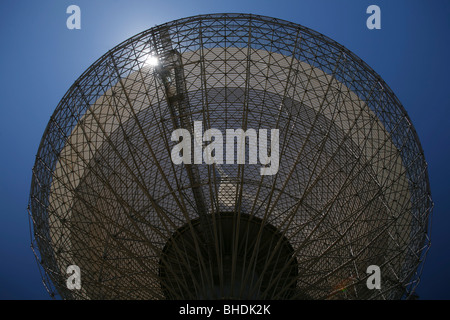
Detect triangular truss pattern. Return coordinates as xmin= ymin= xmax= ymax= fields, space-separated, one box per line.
xmin=28 ymin=13 xmax=432 ymax=300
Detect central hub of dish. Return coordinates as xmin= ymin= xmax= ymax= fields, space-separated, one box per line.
xmin=159 ymin=212 xmax=298 ymax=299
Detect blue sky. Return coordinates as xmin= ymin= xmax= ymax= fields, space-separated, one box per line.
xmin=0 ymin=0 xmax=449 ymax=299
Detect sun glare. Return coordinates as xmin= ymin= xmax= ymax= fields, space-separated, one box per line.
xmin=145 ymin=55 xmax=159 ymax=67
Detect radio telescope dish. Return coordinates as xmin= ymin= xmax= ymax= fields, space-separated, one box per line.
xmin=28 ymin=13 xmax=432 ymax=300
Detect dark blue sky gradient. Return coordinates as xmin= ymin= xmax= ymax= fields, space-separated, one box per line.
xmin=1 ymin=0 xmax=449 ymax=299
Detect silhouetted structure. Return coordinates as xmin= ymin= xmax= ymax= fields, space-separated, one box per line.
xmin=28 ymin=13 xmax=432 ymax=299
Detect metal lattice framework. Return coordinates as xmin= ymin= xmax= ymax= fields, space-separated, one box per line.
xmin=28 ymin=13 xmax=432 ymax=300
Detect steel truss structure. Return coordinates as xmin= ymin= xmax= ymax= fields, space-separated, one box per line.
xmin=28 ymin=13 xmax=432 ymax=300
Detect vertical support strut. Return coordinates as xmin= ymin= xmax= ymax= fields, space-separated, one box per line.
xmin=151 ymin=27 xmax=214 ymax=262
